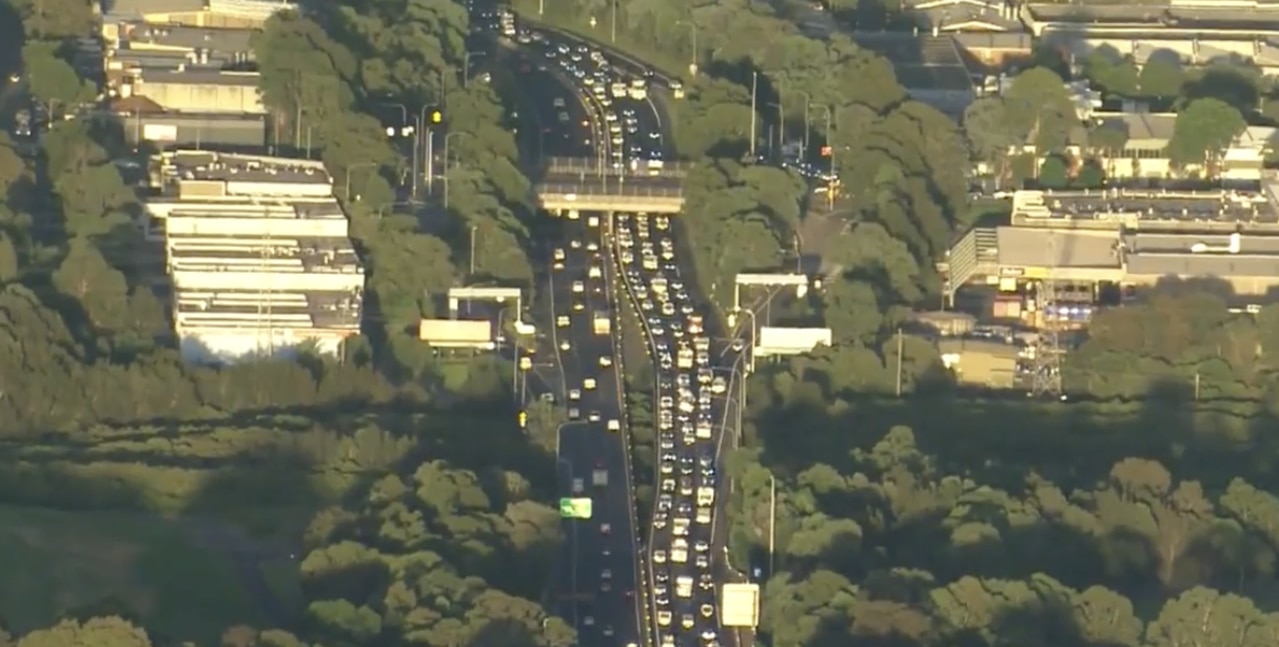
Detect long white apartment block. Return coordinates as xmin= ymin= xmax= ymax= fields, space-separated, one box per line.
xmin=146 ymin=150 xmax=365 ymax=364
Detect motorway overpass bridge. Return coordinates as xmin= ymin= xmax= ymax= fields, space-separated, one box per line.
xmin=532 ymin=156 xmax=688 ymax=214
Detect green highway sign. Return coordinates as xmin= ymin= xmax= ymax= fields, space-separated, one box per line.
xmin=559 ymin=497 xmax=593 ymax=519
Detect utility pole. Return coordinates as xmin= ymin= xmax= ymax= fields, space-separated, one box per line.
xmin=894 ymin=329 xmax=904 ymax=397
xmin=469 ymin=225 xmax=478 ymax=275
xmin=749 ymin=71 xmax=758 ymax=160
xmin=1031 ymin=232 xmax=1064 ymax=399
xmin=767 ymin=472 xmax=776 ymax=576
xmin=1194 ymin=372 xmax=1201 ymax=401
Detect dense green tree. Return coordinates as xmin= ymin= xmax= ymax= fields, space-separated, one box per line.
xmin=1140 ymin=54 xmax=1185 ymax=99
xmin=1167 ymin=98 xmax=1245 ymax=172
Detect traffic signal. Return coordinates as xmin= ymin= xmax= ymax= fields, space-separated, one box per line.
xmin=518 ymin=410 xmax=528 ymax=428
xmin=428 ymin=107 xmax=443 ymax=125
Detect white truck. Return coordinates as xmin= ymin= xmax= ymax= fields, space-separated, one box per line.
xmin=675 ymin=575 xmax=694 ymax=598
xmin=593 ymin=311 xmax=611 ymax=335
xmin=593 ymin=469 xmax=609 ymax=487
xmin=671 ymin=538 xmax=689 ymax=564
xmin=672 ymin=518 xmax=690 ymax=537
xmin=696 ymin=486 xmax=715 ymax=507
xmin=676 ymin=345 xmax=694 ymax=369
xmin=651 ymin=277 xmax=668 ymax=295
xmin=628 ymin=78 xmax=648 ymax=100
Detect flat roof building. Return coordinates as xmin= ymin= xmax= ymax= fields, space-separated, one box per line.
xmin=946 ymin=185 xmax=1279 ymax=297
xmin=146 ymin=150 xmax=363 ymax=363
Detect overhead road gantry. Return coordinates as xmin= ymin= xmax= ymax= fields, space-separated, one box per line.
xmin=533 ymin=157 xmax=690 ymax=214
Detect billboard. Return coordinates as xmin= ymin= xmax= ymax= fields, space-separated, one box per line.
xmin=720 ymin=583 xmax=760 ymax=627
xmin=754 ymin=326 xmax=832 ymax=357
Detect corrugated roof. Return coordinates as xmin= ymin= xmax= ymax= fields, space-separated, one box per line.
xmin=996 ymin=227 xmax=1122 ymax=268
xmin=1127 ymin=252 xmax=1279 ymax=277
xmin=1128 ymin=232 xmax=1279 ymax=254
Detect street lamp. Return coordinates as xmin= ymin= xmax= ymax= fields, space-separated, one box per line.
xmin=817 ymin=105 xmax=837 ymax=210
xmin=443 ymin=131 xmax=473 ymax=210
xmin=342 ymin=162 xmax=379 ymax=201
xmin=677 ymin=20 xmax=698 ymax=75
xmin=767 ymin=471 xmax=776 ymax=576
xmin=793 ymin=90 xmax=811 ymax=158
xmin=463 ymin=51 xmax=485 ymax=86
xmin=767 ymin=101 xmax=784 ymax=158
xmin=379 ymin=102 xmax=422 ymax=196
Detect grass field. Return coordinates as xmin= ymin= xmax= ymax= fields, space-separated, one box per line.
xmin=0 ymin=505 xmax=264 ymax=644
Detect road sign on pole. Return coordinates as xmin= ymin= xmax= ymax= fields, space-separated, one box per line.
xmin=558 ymin=497 xmax=593 ymax=519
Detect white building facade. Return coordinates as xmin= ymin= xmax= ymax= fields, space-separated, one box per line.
xmin=148 ymin=151 xmax=364 ymax=363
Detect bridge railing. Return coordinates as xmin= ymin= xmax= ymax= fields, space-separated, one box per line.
xmin=537 ymin=156 xmax=691 ymax=180
xmin=535 ymin=179 xmax=684 ymax=198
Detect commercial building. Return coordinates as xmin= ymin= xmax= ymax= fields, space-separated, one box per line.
xmin=938 ymin=338 xmax=1021 ymax=389
xmin=145 ymin=150 xmax=364 ymax=363
xmin=944 ymin=186 xmax=1279 ymax=306
xmin=99 ymin=0 xmax=284 ymax=149
xmin=100 ymin=0 xmax=296 ymax=31
xmin=1023 ymin=2 xmax=1279 ymax=75
xmin=1080 ymin=110 xmax=1273 ymax=181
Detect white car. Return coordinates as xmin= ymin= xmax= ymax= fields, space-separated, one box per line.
xmin=653 ymin=549 xmax=667 ymax=563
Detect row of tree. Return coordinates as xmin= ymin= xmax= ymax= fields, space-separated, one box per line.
xmin=725 ymin=422 xmax=1279 ymax=647
xmin=0 ymin=0 xmax=579 ymax=644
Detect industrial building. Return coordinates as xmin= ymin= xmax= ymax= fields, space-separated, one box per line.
xmin=145 ymin=150 xmax=363 ymax=363
xmin=98 ymin=0 xmax=288 ymax=149
xmin=944 ymin=186 xmax=1279 ymax=318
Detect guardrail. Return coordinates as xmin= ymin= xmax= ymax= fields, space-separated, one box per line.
xmin=536 ymin=180 xmax=684 ymax=198
xmin=610 ymin=213 xmax=664 ymax=647
xmin=543 ymin=156 xmax=691 ymax=179
xmin=600 ymin=216 xmax=653 ymax=647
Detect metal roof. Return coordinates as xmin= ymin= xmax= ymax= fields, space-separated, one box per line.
xmin=996 ymin=227 xmax=1122 ymax=268
xmin=1126 ymin=252 xmax=1279 ymax=278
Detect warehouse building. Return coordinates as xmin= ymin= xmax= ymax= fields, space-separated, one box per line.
xmin=145 ymin=150 xmax=363 ymax=363
xmin=944 ymin=186 xmax=1279 ymax=316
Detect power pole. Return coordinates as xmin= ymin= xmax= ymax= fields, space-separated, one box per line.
xmin=894 ymin=328 xmax=904 ymax=397
xmin=1031 ymin=232 xmax=1063 ymax=398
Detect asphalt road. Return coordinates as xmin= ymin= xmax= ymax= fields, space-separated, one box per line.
xmin=512 ymin=28 xmax=644 ymax=647
xmin=547 ymin=213 xmax=642 ymax=645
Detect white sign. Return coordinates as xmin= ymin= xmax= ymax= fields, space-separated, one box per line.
xmin=142 ymin=124 xmax=178 ymax=142
xmin=720 ymin=583 xmax=760 ymax=627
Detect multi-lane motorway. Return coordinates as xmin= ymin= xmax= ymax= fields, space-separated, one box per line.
xmin=480 ymin=6 xmax=743 ymax=647
xmin=505 ymin=16 xmax=660 ymax=647
xmin=612 ymin=214 xmax=728 ymax=647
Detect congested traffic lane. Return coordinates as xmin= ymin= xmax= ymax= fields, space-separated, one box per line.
xmin=513 ymin=25 xmax=667 ymax=170
xmin=551 ymin=212 xmax=642 ymax=646
xmin=614 ymin=213 xmax=725 ymax=647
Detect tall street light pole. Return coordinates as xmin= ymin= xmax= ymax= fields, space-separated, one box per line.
xmin=819 ymin=105 xmax=837 ymax=210
xmin=610 ymin=0 xmax=618 ymax=43
xmin=463 ymin=51 xmax=484 ymax=86
xmin=768 ymin=471 xmax=776 ymax=576
xmin=767 ymin=102 xmax=784 ymax=159
xmin=749 ymin=71 xmax=758 ymax=160
xmin=678 ymin=20 xmax=698 ymax=75
xmin=795 ymin=90 xmax=811 ymax=159
xmin=343 ymin=162 xmax=378 ymax=201
xmin=443 ymin=131 xmax=473 ymax=210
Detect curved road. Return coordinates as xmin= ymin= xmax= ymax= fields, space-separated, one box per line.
xmin=510 ymin=25 xmax=645 ymax=647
